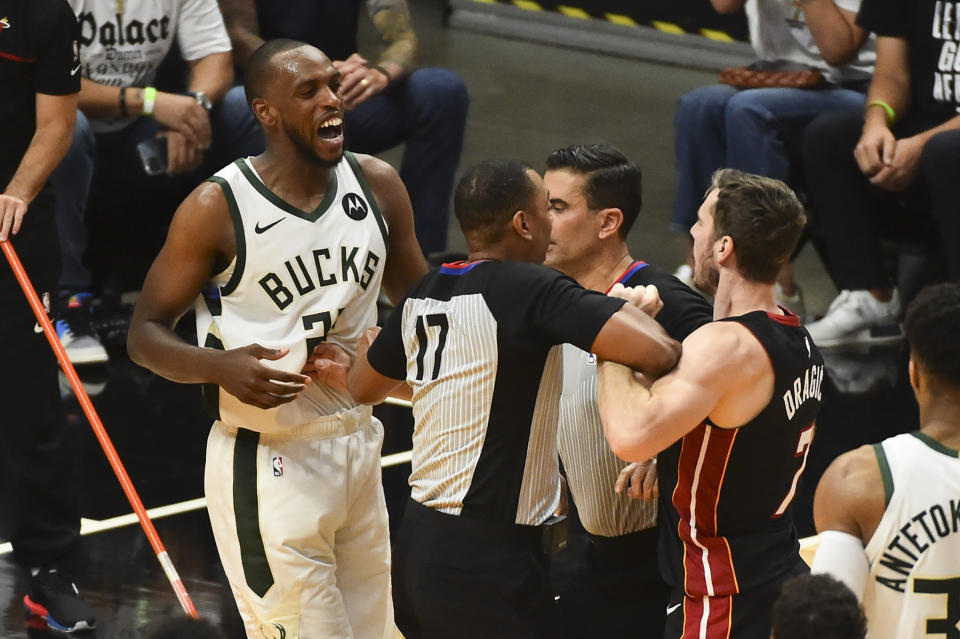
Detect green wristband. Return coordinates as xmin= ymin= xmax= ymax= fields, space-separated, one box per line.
xmin=142 ymin=86 xmax=157 ymax=116
xmin=867 ymin=100 xmax=896 ymax=126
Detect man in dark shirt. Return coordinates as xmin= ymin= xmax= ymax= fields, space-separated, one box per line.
xmin=340 ymin=159 xmax=680 ymax=638
xmin=0 ymin=0 xmax=96 ymax=632
xmin=543 ymin=144 xmax=714 ymax=639
xmin=218 ymin=0 xmax=469 ymax=256
xmin=802 ymin=0 xmax=960 ymax=347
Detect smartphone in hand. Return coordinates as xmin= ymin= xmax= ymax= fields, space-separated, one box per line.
xmin=136 ymin=137 xmax=168 ymax=176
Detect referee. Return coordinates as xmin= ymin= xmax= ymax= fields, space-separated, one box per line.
xmin=343 ymin=160 xmax=680 ymax=638
xmin=543 ymin=144 xmax=713 ymax=638
xmin=0 ymin=0 xmax=96 ymax=632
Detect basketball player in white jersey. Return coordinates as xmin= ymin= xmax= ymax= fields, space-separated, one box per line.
xmin=127 ymin=39 xmax=428 ymax=639
xmin=811 ymin=282 xmax=960 ymax=639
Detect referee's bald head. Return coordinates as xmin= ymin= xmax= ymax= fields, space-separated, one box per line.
xmin=454 ymin=160 xmax=538 ymax=244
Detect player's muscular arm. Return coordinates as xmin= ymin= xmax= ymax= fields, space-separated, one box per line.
xmin=217 ymin=0 xmax=264 ymax=70
xmin=810 ymin=445 xmax=885 ymax=596
xmin=814 ymin=445 xmax=886 ymax=542
xmin=597 ymin=322 xmax=769 ymax=462
xmin=590 ymin=304 xmax=680 ymax=380
xmin=128 ymin=183 xmax=310 ymax=409
xmin=357 ymin=154 xmax=428 ymax=303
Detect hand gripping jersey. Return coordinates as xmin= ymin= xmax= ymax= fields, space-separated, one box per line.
xmin=862 ymin=432 xmax=960 ymax=639
xmin=658 ymin=310 xmax=824 ymax=597
xmin=195 ymin=153 xmax=388 ymax=433
xmin=557 ymin=261 xmax=713 ymax=537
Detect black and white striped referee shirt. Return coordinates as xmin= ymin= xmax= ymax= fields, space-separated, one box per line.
xmin=557 ymin=261 xmax=713 ymax=537
xmin=367 ymin=259 xmax=625 ymax=526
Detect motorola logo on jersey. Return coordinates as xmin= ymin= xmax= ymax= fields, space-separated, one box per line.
xmin=342 ymin=193 xmax=368 ymax=221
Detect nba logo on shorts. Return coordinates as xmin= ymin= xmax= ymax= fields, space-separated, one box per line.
xmin=272 ymin=456 xmax=284 ymax=477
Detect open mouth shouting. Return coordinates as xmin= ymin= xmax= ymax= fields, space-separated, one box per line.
xmin=317 ymin=115 xmax=344 ymax=147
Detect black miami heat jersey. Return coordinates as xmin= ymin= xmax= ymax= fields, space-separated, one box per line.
xmin=658 ymin=310 xmax=825 ymax=597
xmin=366 ymin=260 xmax=625 ymax=526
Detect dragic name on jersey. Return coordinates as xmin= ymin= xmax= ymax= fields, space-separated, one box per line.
xmin=783 ymin=361 xmax=824 ymax=420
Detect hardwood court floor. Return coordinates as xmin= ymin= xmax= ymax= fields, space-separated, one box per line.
xmin=0 ymin=340 xmax=916 ymax=638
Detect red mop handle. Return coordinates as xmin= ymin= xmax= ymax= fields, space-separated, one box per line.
xmin=1 ymin=239 xmax=199 ymax=619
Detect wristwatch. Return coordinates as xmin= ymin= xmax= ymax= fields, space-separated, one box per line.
xmin=190 ymin=91 xmax=213 ymax=112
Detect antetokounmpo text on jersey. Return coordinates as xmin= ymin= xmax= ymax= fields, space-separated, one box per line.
xmin=874 ymin=499 xmax=960 ymax=592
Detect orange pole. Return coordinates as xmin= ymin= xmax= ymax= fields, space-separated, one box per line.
xmin=1 ymin=239 xmax=199 ymax=619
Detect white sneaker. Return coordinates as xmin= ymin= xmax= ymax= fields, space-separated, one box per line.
xmin=56 ymin=319 xmax=108 ymax=364
xmin=821 ymin=345 xmax=900 ymax=394
xmin=775 ymin=283 xmax=806 ymax=321
xmin=807 ymin=289 xmax=903 ymax=348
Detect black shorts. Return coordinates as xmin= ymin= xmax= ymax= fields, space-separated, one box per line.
xmin=556 ymin=526 xmax=669 ymax=638
xmin=392 ymin=499 xmax=555 ymax=639
xmin=664 ymin=565 xmax=808 ymax=639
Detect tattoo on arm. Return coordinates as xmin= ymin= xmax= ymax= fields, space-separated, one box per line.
xmin=367 ymin=0 xmax=417 ymax=70
xmin=218 ymin=0 xmax=263 ymax=68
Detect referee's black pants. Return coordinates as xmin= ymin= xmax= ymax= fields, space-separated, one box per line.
xmin=393 ymin=499 xmax=555 ymax=639
xmin=557 ymin=527 xmax=669 ymax=639
xmin=0 ymin=188 xmax=82 ymax=571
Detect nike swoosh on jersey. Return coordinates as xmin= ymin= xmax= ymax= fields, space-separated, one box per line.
xmin=666 ymin=603 xmax=682 ymax=615
xmin=255 ymin=218 xmax=285 ymax=234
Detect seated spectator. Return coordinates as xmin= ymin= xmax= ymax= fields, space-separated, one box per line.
xmin=672 ymin=0 xmax=875 ymax=315
xmin=770 ymin=574 xmax=867 ymax=639
xmin=811 ymin=283 xmax=960 ymax=638
xmin=218 ymin=0 xmax=469 ymax=258
xmin=802 ymin=0 xmax=960 ymax=346
xmin=51 ymin=0 xmax=260 ymax=364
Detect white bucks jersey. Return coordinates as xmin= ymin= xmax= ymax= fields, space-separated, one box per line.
xmin=195 ymin=153 xmax=388 ymax=433
xmin=863 ymin=432 xmax=960 ymax=639
xmin=557 ymin=343 xmax=657 ymax=537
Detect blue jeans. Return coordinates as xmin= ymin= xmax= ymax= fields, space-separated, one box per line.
xmin=672 ymin=84 xmax=866 ymax=231
xmin=224 ymin=68 xmax=470 ymax=255
xmin=50 ymin=85 xmax=260 ymax=293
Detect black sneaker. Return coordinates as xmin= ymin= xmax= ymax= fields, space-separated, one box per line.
xmin=23 ymin=568 xmax=97 ymax=633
